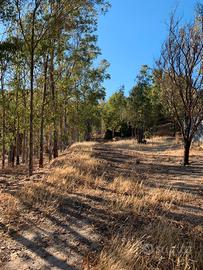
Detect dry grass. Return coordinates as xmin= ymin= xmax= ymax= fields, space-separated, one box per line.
xmin=1 ymin=138 xmax=203 ymax=269
xmin=106 ymin=136 xmax=170 ymax=150
xmin=19 ymin=183 xmax=60 ymax=213
xmin=106 ymin=175 xmax=194 ymax=216
xmin=144 ymin=188 xmax=194 ymax=211
xmin=17 ymin=150 xmax=105 ymax=211
xmin=0 ymin=193 xmax=21 ymax=227
xmin=109 ymin=176 xmax=144 ymax=196
xmin=97 ymin=229 xmax=201 ymax=270
xmin=107 ymin=136 xmax=203 ymax=158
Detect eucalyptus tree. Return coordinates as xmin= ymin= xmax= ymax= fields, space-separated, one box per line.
xmin=14 ymin=0 xmax=49 ymax=175
xmin=0 ymin=0 xmax=110 ymax=172
xmin=14 ymin=0 xmax=79 ymax=173
xmin=0 ymin=40 xmax=18 ymax=168
xmin=50 ymin=2 xmax=110 ymax=143
xmin=12 ymin=0 xmax=109 ymax=174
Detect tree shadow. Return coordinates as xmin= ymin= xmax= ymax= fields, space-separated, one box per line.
xmin=160 ymin=209 xmax=203 ymax=227
xmin=103 ymin=140 xmax=181 ymax=153
xmin=1 ymin=184 xmax=118 ymax=269
xmin=0 ymin=222 xmax=78 ymax=270
xmin=91 ymin=143 xmax=203 ymax=195
xmin=1 ymin=141 xmax=203 ymax=269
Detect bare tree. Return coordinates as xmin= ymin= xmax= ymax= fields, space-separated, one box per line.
xmin=158 ymin=15 xmax=203 ymax=165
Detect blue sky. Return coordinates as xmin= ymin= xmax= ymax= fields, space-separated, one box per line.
xmin=97 ymin=0 xmax=198 ymax=97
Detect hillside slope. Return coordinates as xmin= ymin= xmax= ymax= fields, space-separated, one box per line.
xmin=0 ymin=138 xmax=203 ymax=270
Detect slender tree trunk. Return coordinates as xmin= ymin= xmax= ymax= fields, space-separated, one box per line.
xmin=21 ymin=83 xmax=27 ymax=164
xmin=183 ymin=139 xmax=191 ymax=166
xmin=50 ymin=47 xmax=58 ymax=158
xmin=64 ymin=108 xmax=69 ymax=147
xmin=22 ymin=131 xmax=26 ymax=163
xmin=39 ymin=56 xmax=48 ymax=168
xmin=8 ymin=143 xmax=15 ymax=167
xmin=16 ymin=122 xmax=20 ymax=165
xmin=59 ymin=115 xmax=63 ymax=151
xmin=29 ymin=48 xmax=34 ymax=176
xmin=16 ymin=78 xmax=20 ymax=165
xmin=85 ymin=120 xmax=92 ymax=141
xmin=1 ymin=76 xmax=6 ymax=169
xmin=49 ymin=133 xmax=53 ymax=161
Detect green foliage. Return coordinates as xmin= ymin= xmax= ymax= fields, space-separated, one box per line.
xmin=0 ymin=0 xmax=111 ymax=166
xmin=102 ymin=66 xmax=166 ymax=139
xmin=102 ymin=87 xmax=126 ymax=133
xmin=0 ymin=0 xmax=14 ymax=21
xmin=127 ymin=65 xmax=153 ymax=130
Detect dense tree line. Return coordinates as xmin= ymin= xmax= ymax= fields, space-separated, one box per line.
xmin=1 ymin=1 xmax=203 ymax=173
xmin=0 ymin=0 xmax=110 ymax=175
xmin=102 ymin=65 xmax=167 ymax=142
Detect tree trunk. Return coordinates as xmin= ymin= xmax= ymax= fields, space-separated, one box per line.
xmin=39 ymin=56 xmax=48 ymax=168
xmin=22 ymin=131 xmax=26 ymax=164
xmin=16 ymin=131 xmax=20 ymax=165
xmin=64 ymin=108 xmax=68 ymax=147
xmin=16 ymin=79 xmax=20 ymax=165
xmin=183 ymin=139 xmax=191 ymax=166
xmin=50 ymin=47 xmax=58 ymax=158
xmin=29 ymin=48 xmax=34 ymax=176
xmin=137 ymin=128 xmax=144 ymax=144
xmin=85 ymin=120 xmax=92 ymax=141
xmin=8 ymin=143 xmax=15 ymax=167
xmin=59 ymin=115 xmax=63 ymax=151
xmin=21 ymin=82 xmax=27 ymax=164
xmin=49 ymin=133 xmax=53 ymax=161
xmin=1 ymin=76 xmax=6 ymax=169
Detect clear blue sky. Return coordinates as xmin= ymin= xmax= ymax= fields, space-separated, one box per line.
xmin=97 ymin=0 xmax=199 ymax=97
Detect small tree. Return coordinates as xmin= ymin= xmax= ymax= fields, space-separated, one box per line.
xmin=158 ymin=15 xmax=203 ymax=165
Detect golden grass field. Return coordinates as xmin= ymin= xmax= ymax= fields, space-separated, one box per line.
xmin=0 ymin=137 xmax=203 ymax=270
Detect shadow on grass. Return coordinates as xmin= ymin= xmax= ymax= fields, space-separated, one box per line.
xmin=91 ymin=143 xmax=203 ymax=195
xmin=1 ymin=141 xmax=203 ymax=269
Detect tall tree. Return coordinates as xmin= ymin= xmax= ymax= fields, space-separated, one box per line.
xmin=158 ymin=15 xmax=203 ymax=165
xmin=128 ymin=65 xmax=153 ymax=143
xmin=0 ymin=40 xmax=17 ymax=169
xmin=0 ymin=0 xmax=110 ymax=172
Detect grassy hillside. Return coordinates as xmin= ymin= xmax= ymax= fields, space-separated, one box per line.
xmin=0 ymin=137 xmax=203 ymax=270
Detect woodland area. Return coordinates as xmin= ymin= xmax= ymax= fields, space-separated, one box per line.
xmin=0 ymin=0 xmax=110 ymax=175
xmin=0 ymin=1 xmax=203 ymax=174
xmin=0 ymin=1 xmax=203 ymax=270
